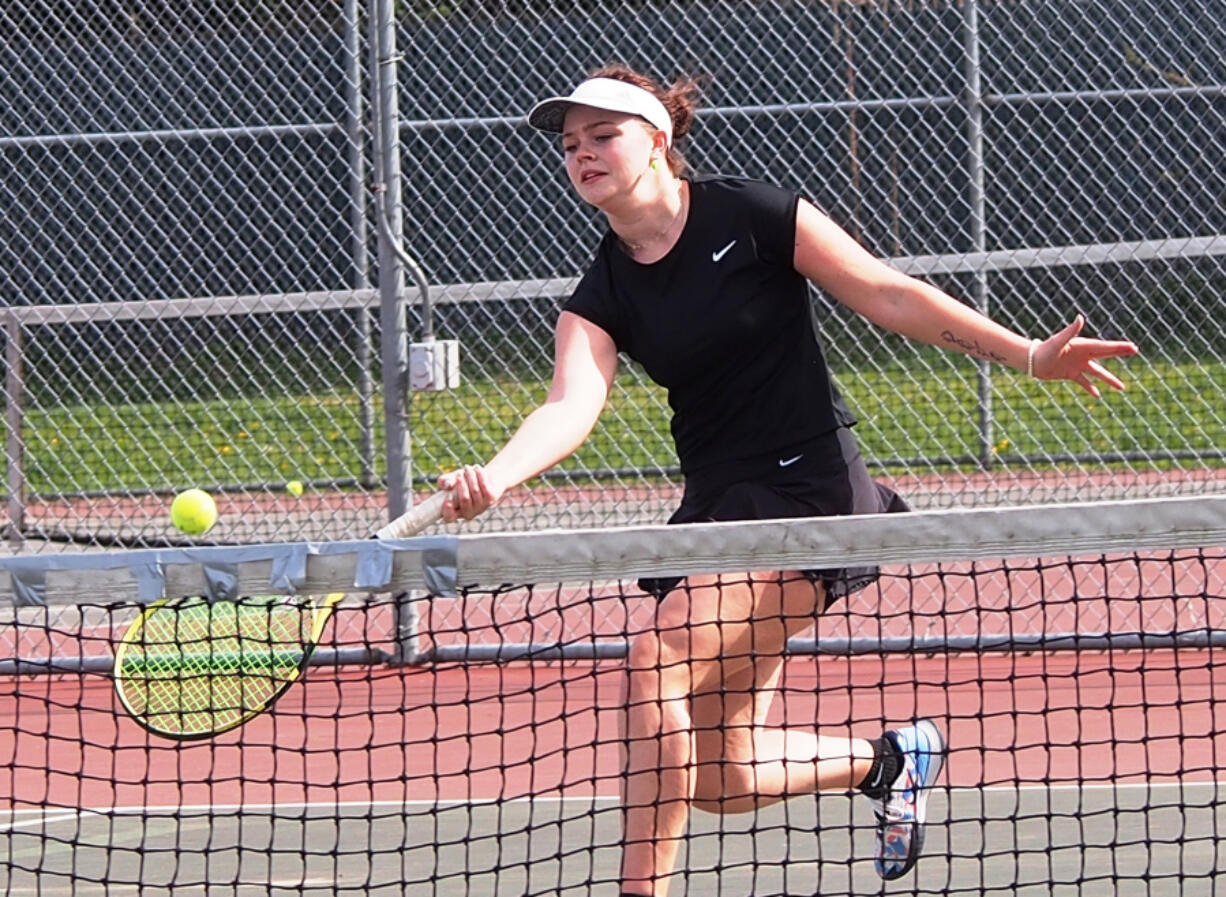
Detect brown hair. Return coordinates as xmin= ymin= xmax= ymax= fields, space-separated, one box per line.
xmin=587 ymin=63 xmax=704 ymax=176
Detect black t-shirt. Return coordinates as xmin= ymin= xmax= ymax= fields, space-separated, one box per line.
xmin=563 ymin=175 xmax=856 ymax=475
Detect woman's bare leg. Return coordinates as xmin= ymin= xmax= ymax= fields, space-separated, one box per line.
xmin=619 ymin=571 xmax=873 ymax=897
xmin=690 ymin=649 xmax=875 ymax=814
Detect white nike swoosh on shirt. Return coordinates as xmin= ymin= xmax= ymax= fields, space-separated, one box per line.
xmin=712 ymin=240 xmax=737 ymax=262
xmin=778 ymin=454 xmax=803 ymax=467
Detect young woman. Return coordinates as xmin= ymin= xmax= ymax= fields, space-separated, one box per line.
xmin=437 ymin=65 xmax=1138 ymax=896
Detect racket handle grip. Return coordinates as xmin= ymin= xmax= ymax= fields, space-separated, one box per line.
xmin=375 ymin=491 xmax=449 ymax=539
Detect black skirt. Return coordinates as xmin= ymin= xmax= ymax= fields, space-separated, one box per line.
xmin=640 ymin=427 xmax=909 ymax=602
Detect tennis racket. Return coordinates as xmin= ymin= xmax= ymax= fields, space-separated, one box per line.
xmin=113 ymin=492 xmax=450 ymax=739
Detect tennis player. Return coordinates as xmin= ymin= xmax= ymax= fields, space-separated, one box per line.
xmin=439 ymin=65 xmax=1139 ymax=895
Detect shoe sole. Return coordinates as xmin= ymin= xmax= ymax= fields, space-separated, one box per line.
xmin=910 ymin=718 xmax=947 ymax=829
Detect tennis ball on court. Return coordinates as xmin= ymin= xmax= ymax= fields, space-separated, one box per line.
xmin=170 ymin=488 xmax=218 ymax=535
xmin=286 ymin=480 xmax=304 ymax=497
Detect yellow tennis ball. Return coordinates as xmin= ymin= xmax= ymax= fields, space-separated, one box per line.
xmin=286 ymin=480 xmax=304 ymax=497
xmin=170 ymin=488 xmax=218 ymax=535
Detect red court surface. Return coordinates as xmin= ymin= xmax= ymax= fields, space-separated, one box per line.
xmin=9 ymin=465 xmax=1226 ymax=549
xmin=3 ymin=649 xmax=1223 ymax=815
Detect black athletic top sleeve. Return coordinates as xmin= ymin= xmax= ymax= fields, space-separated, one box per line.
xmin=563 ymin=175 xmax=856 ymax=475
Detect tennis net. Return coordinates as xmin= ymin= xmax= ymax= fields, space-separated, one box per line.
xmin=2 ymin=494 xmax=1226 ymax=895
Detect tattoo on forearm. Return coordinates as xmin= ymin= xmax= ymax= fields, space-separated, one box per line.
xmin=941 ymin=330 xmax=1007 ymax=362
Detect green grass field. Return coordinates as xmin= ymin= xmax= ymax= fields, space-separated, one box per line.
xmin=16 ymin=357 xmax=1225 ymax=496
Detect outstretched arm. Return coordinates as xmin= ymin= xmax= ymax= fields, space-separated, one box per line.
xmin=792 ymin=199 xmax=1138 ymax=396
xmin=440 ymin=311 xmax=619 ymax=521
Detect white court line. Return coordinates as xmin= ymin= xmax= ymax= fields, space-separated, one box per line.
xmin=3 ymin=780 xmax=1221 ymax=834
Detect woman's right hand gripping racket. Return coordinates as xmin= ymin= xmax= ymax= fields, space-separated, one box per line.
xmin=113 ymin=492 xmax=451 ymax=740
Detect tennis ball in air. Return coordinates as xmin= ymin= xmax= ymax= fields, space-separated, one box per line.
xmin=286 ymin=480 xmax=304 ymax=497
xmin=170 ymin=488 xmax=218 ymax=535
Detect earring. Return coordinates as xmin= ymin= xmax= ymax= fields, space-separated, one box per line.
xmin=650 ymin=158 xmax=660 ymax=171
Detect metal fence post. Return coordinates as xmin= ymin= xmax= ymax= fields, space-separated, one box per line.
xmin=369 ymin=0 xmax=411 ymax=521
xmin=4 ymin=314 xmax=25 ymax=546
xmin=368 ymin=0 xmax=425 ymax=664
xmin=962 ymin=0 xmax=994 ymax=467
xmin=343 ymin=0 xmax=377 ymax=490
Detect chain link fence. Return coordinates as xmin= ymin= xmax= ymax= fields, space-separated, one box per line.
xmin=2 ymin=0 xmax=1225 ymax=554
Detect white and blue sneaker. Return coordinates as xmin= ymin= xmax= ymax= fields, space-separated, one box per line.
xmin=871 ymin=719 xmax=946 ymax=880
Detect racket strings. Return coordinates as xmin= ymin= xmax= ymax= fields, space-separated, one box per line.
xmin=116 ymin=595 xmax=317 ymax=736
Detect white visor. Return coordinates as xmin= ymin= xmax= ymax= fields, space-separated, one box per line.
xmin=527 ymin=77 xmax=673 ymax=147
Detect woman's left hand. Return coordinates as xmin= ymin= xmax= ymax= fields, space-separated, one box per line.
xmin=1031 ymin=316 xmax=1140 ymax=398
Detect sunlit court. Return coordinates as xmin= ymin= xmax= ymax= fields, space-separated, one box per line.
xmin=3 ymin=0 xmax=1226 ymax=894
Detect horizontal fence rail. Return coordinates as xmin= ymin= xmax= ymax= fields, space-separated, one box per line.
xmin=4 ymin=235 xmax=1225 ymax=325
